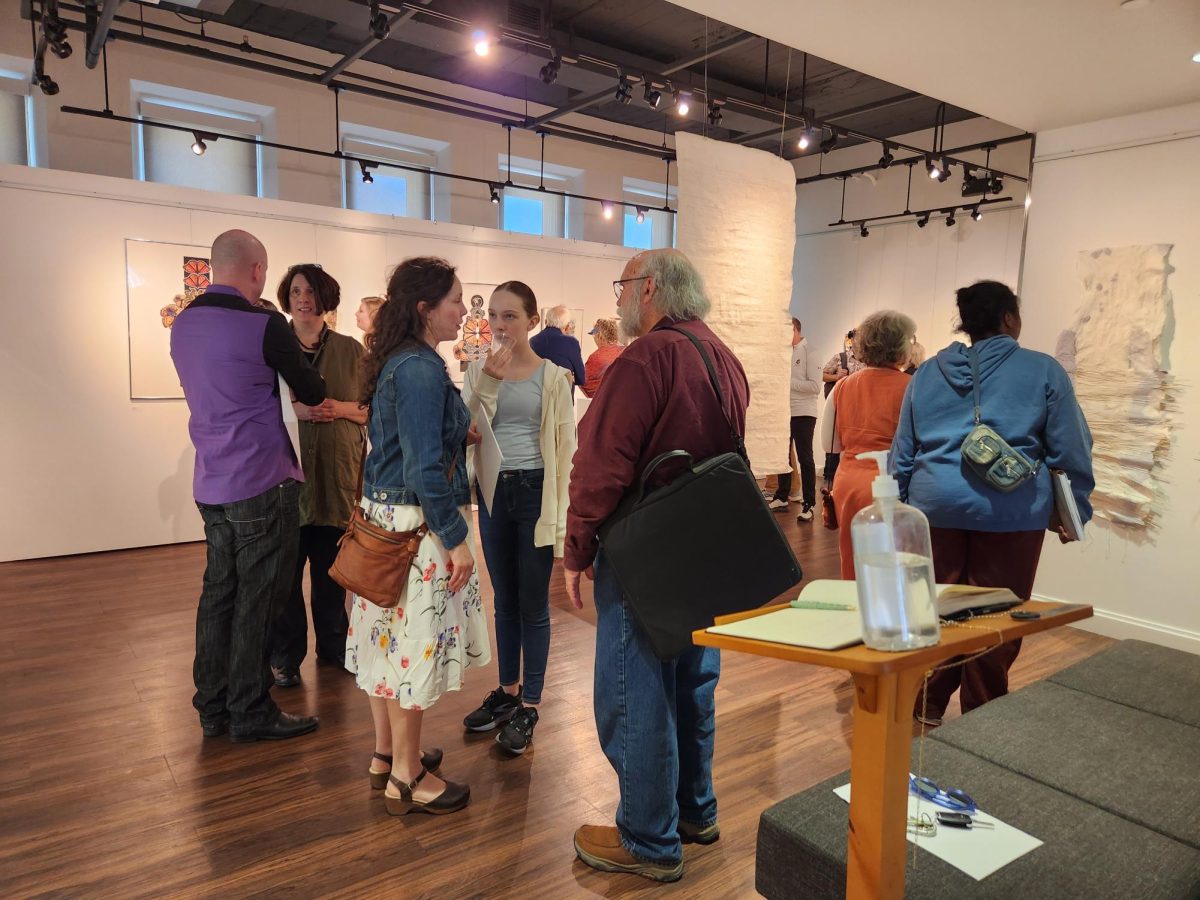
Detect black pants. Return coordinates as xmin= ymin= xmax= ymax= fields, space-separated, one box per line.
xmin=773 ymin=415 xmax=818 ymax=506
xmin=193 ymin=479 xmax=298 ymax=729
xmin=271 ymin=524 xmax=349 ymax=669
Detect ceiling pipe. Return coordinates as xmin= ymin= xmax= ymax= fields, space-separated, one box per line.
xmin=732 ymin=92 xmax=922 ymax=146
xmin=84 ymin=0 xmax=122 ymax=69
xmin=524 ymin=32 xmax=760 ymax=129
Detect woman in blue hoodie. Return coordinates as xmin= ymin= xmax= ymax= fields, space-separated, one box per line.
xmin=891 ymin=281 xmax=1093 ymax=724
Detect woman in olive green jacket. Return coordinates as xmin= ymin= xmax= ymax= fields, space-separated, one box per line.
xmin=269 ymin=264 xmax=367 ymax=687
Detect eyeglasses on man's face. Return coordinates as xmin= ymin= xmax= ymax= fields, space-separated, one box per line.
xmin=613 ymin=276 xmax=650 ymax=299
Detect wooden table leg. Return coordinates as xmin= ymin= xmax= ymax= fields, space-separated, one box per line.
xmin=845 ymin=667 xmax=927 ymax=899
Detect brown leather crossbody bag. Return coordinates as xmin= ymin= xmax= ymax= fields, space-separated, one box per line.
xmin=329 ymin=443 xmax=455 ymax=609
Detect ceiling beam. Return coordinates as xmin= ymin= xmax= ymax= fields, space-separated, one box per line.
xmin=524 ymin=32 xmax=760 ymax=129
xmin=733 ymin=91 xmax=923 ymax=146
xmin=318 ymin=3 xmax=430 ymax=86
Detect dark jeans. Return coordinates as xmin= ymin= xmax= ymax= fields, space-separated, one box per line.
xmin=593 ymin=550 xmax=720 ymax=865
xmin=271 ymin=524 xmax=349 ymax=669
xmin=477 ymin=469 xmax=553 ymax=704
xmin=918 ymin=527 xmax=1045 ymax=718
xmin=193 ymin=479 xmax=299 ymax=729
xmin=774 ymin=415 xmax=818 ymax=506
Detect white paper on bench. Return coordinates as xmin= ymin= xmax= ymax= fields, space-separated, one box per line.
xmin=833 ymin=782 xmax=1043 ymax=881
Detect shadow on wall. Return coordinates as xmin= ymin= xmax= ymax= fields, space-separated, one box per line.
xmin=159 ymin=445 xmax=198 ymax=541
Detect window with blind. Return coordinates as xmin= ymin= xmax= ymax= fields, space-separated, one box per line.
xmin=623 ymin=178 xmax=677 ymax=249
xmin=341 ymin=131 xmax=436 ymax=220
xmin=133 ymin=84 xmax=272 ymax=197
xmin=0 ymin=61 xmax=33 ymax=166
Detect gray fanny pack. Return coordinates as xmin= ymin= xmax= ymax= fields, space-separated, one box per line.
xmin=960 ymin=347 xmax=1041 ymax=492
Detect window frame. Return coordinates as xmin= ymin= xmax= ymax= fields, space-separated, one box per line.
xmin=340 ymin=125 xmax=446 ymax=221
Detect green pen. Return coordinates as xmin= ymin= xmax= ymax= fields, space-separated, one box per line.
xmin=790 ymin=599 xmax=857 ymax=611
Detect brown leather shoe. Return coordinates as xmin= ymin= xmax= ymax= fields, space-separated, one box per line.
xmin=573 ymin=825 xmax=683 ymax=883
xmin=384 ymin=768 xmax=469 ymax=816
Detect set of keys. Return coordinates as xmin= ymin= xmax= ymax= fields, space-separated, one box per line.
xmin=906 ymin=811 xmax=996 ymax=836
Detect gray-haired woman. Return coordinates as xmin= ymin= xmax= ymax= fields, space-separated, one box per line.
xmin=820 ymin=310 xmax=916 ymax=578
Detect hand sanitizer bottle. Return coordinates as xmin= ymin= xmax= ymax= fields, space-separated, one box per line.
xmin=851 ymin=451 xmax=940 ymax=651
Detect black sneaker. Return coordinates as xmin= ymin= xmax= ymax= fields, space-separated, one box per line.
xmin=497 ymin=706 xmax=538 ymax=755
xmin=463 ymin=686 xmax=522 ymax=732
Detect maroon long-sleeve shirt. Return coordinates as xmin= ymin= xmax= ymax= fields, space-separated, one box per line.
xmin=565 ymin=316 xmax=750 ymax=571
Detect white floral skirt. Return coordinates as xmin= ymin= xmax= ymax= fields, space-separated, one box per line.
xmin=345 ymin=500 xmax=492 ymax=710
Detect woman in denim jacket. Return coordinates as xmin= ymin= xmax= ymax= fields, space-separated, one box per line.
xmin=346 ymin=257 xmax=492 ymax=817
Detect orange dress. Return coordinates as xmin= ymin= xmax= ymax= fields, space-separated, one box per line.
xmin=831 ymin=367 xmax=911 ymax=579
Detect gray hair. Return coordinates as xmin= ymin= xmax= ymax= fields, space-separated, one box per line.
xmin=543 ymin=305 xmax=571 ymax=329
xmin=641 ymin=253 xmax=711 ymax=321
xmin=855 ymin=310 xmax=917 ymax=368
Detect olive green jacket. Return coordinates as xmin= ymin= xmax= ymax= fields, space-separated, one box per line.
xmin=296 ymin=327 xmax=365 ymax=528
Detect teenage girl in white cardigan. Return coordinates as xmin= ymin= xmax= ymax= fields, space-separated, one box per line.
xmin=462 ymin=281 xmax=576 ymax=754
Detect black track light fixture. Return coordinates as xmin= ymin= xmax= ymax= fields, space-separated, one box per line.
xmin=945 ymin=210 xmax=957 ymax=226
xmin=44 ymin=16 xmax=72 ymax=59
xmin=191 ymin=132 xmax=207 ymax=156
xmin=970 ymin=205 xmax=983 ymax=222
xmin=707 ymin=100 xmax=723 ymax=127
xmin=674 ymin=90 xmax=691 ymax=117
xmin=34 ymin=72 xmax=59 ymax=96
xmin=927 ymin=155 xmax=941 ymax=180
xmin=359 ymin=160 xmax=377 ymax=184
xmin=539 ymin=54 xmax=562 ymax=85
xmin=797 ymin=128 xmax=814 ymax=151
xmin=937 ymin=159 xmax=953 ymax=183
xmin=916 ymin=212 xmax=931 ymax=228
xmin=644 ymin=82 xmax=662 ymax=109
xmin=859 ymin=222 xmax=869 ymax=237
xmin=819 ymin=129 xmax=840 ymax=154
xmin=489 ymin=183 xmax=501 ymax=204
xmin=615 ymin=80 xmax=633 ymax=105
xmin=635 ymin=207 xmax=646 ymax=224
xmin=878 ymin=142 xmax=894 ymax=169
xmin=368 ymin=1 xmax=390 ymax=40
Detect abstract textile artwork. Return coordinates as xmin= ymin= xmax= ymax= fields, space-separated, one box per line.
xmin=1056 ymin=244 xmax=1177 ymax=529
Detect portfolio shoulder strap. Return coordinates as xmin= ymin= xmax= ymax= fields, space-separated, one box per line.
xmin=666 ymin=325 xmax=747 ymax=461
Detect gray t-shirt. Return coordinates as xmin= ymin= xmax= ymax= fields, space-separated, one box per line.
xmin=494 ymin=366 xmax=544 ymax=470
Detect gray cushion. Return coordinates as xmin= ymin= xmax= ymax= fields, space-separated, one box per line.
xmin=757 ymin=740 xmax=1200 ymax=900
xmin=1048 ymin=639 xmax=1200 ymax=728
xmin=930 ymin=681 xmax=1200 ymax=849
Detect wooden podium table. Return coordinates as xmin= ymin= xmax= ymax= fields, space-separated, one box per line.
xmin=693 ymin=599 xmax=1092 ymax=900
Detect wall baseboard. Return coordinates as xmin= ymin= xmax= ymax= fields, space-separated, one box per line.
xmin=1033 ymin=593 xmax=1200 ymax=654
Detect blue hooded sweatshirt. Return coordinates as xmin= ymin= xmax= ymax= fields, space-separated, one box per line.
xmin=891 ymin=335 xmax=1094 ymax=532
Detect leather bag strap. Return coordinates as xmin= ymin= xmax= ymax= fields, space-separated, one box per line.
xmin=666 ymin=325 xmax=747 ymax=462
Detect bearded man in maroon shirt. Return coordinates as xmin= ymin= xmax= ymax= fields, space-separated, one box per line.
xmin=565 ymin=249 xmax=750 ymax=883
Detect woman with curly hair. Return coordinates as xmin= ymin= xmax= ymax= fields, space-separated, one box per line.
xmin=821 ymin=310 xmax=916 ymax=578
xmin=346 ymin=257 xmax=492 ymax=817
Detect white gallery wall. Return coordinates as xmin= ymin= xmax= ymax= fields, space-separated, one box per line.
xmin=1020 ymin=102 xmax=1200 ymax=651
xmin=0 ymin=163 xmax=633 ymax=562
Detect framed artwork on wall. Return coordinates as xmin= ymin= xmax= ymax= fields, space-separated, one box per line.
xmin=439 ymin=282 xmax=497 ymax=383
xmin=126 ymin=239 xmax=213 ymax=400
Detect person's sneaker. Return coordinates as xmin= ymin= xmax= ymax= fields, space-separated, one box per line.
xmin=497 ymin=706 xmax=539 ymax=754
xmin=678 ymin=820 xmax=720 ymax=845
xmin=767 ymin=498 xmax=788 ymax=511
xmin=787 ymin=493 xmax=803 ymax=503
xmin=574 ymin=825 xmax=684 ymax=883
xmin=463 ymin=686 xmax=522 ymax=732
xmin=797 ymin=503 xmax=815 ymax=522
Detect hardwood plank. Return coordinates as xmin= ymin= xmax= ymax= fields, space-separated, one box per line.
xmin=0 ymin=506 xmax=1112 ymax=898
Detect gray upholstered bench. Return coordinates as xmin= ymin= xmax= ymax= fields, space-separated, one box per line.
xmin=756 ymin=640 xmax=1200 ymax=898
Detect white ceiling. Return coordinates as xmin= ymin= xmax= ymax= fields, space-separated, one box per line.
xmin=672 ymin=0 xmax=1200 ymax=132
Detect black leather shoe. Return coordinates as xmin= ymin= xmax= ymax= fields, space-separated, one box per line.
xmin=230 ymin=711 xmax=319 ymax=743
xmin=273 ymin=666 xmax=301 ymax=688
xmin=201 ymin=718 xmax=229 ymax=738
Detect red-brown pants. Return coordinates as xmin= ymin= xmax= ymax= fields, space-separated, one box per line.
xmin=917 ymin=527 xmax=1046 ymax=719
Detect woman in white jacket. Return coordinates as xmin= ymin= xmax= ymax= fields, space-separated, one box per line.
xmin=461 ymin=281 xmax=576 ymax=755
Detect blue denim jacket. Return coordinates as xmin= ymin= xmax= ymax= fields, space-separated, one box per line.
xmin=363 ymin=342 xmax=471 ymax=549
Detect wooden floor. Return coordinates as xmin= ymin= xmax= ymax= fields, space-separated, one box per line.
xmin=0 ymin=505 xmax=1112 ymax=899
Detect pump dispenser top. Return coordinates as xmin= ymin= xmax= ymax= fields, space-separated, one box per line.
xmin=857 ymin=450 xmax=899 ymax=500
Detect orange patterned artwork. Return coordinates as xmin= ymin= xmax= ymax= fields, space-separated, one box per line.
xmin=452 ymin=293 xmax=493 ymax=362
xmin=159 ymin=256 xmax=212 ymax=328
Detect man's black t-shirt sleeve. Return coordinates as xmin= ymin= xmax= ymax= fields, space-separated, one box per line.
xmin=262 ymin=313 xmax=326 ymax=405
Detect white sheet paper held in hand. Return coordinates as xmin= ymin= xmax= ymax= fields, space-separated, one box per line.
xmin=475 ymin=410 xmax=504 ymax=513
xmin=833 ymin=782 xmax=1042 ymax=880
xmin=279 ymin=374 xmax=302 ymax=464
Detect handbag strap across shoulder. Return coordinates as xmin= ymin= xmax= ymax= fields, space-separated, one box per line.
xmin=968 ymin=346 xmax=983 ymax=426
xmin=666 ymin=325 xmax=747 ymax=462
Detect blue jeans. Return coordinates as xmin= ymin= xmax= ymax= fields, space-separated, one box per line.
xmin=193 ymin=479 xmax=299 ymax=729
xmin=477 ymin=469 xmax=553 ymax=704
xmin=592 ymin=549 xmax=721 ymax=865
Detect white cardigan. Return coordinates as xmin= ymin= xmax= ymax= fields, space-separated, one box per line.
xmin=463 ymin=359 xmax=577 ymax=557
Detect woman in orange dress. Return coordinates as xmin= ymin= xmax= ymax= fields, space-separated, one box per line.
xmin=820 ymin=311 xmax=917 ymax=578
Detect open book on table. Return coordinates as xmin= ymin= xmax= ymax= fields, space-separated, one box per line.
xmin=790 ymin=579 xmax=1021 ymax=619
